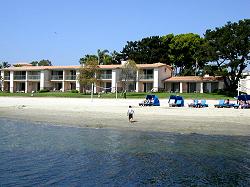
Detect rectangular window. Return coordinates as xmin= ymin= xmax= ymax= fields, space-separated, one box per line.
xmin=189 ymin=83 xmax=196 ymax=93
xmin=211 ymin=82 xmax=219 ymax=92
xmin=171 ymin=83 xmax=180 ymax=93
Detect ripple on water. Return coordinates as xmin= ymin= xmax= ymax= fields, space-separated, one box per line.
xmin=0 ymin=118 xmax=249 ymax=186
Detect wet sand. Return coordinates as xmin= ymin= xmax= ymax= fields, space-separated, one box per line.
xmin=0 ymin=97 xmax=249 ymax=136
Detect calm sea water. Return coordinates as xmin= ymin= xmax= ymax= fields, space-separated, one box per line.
xmin=0 ymin=118 xmax=249 ymax=186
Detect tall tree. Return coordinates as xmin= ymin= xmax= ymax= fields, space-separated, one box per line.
xmin=120 ymin=35 xmax=173 ymax=64
xmin=0 ymin=62 xmax=11 ymax=68
xmin=80 ymin=50 xmax=113 ymax=65
xmin=205 ymin=19 xmax=250 ymax=92
xmin=97 ymin=49 xmax=109 ymax=65
xmin=38 ymin=59 xmax=52 ymax=66
xmin=78 ymin=57 xmax=99 ymax=93
xmin=119 ymin=60 xmax=138 ymax=91
xmin=79 ymin=55 xmax=98 ymax=64
xmin=110 ymin=50 xmax=122 ymax=64
xmin=169 ymin=33 xmax=207 ymax=75
xmin=30 ymin=61 xmax=39 ymax=66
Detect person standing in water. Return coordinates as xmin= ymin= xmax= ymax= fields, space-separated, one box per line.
xmin=127 ymin=105 xmax=134 ymax=123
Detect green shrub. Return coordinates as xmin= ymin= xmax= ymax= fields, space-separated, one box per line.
xmin=211 ymin=89 xmax=218 ymax=93
xmin=216 ymin=89 xmax=236 ymax=97
xmin=216 ymin=89 xmax=223 ymax=94
xmin=39 ymin=89 xmax=50 ymax=93
xmin=71 ymin=90 xmax=79 ymax=93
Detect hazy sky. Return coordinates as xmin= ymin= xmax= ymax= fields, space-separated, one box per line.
xmin=0 ymin=0 xmax=249 ymax=66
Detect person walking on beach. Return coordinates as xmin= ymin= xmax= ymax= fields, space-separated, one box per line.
xmin=127 ymin=105 xmax=134 ymax=123
xmin=124 ymin=90 xmax=127 ymax=99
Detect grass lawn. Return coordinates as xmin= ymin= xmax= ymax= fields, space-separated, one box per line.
xmin=0 ymin=91 xmax=236 ymax=100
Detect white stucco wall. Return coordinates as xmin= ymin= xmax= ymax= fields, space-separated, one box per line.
xmin=247 ymin=80 xmax=250 ymax=95
xmin=240 ymin=76 xmax=250 ymax=94
xmin=111 ymin=69 xmax=117 ymax=92
xmin=0 ymin=71 xmax=4 ymax=79
xmin=157 ymin=66 xmax=171 ymax=90
xmin=76 ymin=70 xmax=80 ymax=91
xmin=25 ymin=71 xmax=28 ymax=93
xmin=0 ymin=71 xmax=4 ymax=91
xmin=40 ymin=71 xmax=45 ymax=90
xmin=10 ymin=71 xmax=14 ymax=93
xmin=153 ymin=68 xmax=159 ymax=91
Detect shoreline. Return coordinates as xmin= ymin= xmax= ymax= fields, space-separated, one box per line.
xmin=0 ymin=97 xmax=250 ymax=136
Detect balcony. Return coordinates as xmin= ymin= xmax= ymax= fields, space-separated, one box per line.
xmin=28 ymin=75 xmax=40 ymax=80
xmin=141 ymin=74 xmax=154 ymax=79
xmin=4 ymin=76 xmax=10 ymax=80
xmin=51 ymin=75 xmax=63 ymax=80
xmin=14 ymin=75 xmax=26 ymax=80
xmin=65 ymin=75 xmax=76 ymax=80
xmin=99 ymin=74 xmax=112 ymax=79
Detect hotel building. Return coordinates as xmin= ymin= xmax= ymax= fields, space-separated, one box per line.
xmin=0 ymin=62 xmax=225 ymax=93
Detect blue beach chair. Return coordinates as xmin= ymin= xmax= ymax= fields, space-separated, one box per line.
xmin=200 ymin=99 xmax=208 ymax=107
xmin=175 ymin=100 xmax=183 ymax=107
xmin=214 ymin=100 xmax=235 ymax=108
xmin=140 ymin=95 xmax=160 ymax=106
xmin=189 ymin=99 xmax=198 ymax=107
xmin=168 ymin=95 xmax=184 ymax=107
xmin=214 ymin=100 xmax=225 ymax=108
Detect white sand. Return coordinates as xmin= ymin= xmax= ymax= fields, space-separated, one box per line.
xmin=0 ymin=97 xmax=250 ymax=136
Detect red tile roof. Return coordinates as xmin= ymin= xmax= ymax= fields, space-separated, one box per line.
xmin=164 ymin=76 xmax=223 ymax=82
xmin=98 ymin=65 xmax=121 ymax=69
xmin=136 ymin=63 xmax=171 ymax=69
xmin=99 ymin=63 xmax=170 ymax=69
xmin=2 ymin=63 xmax=171 ymax=71
xmin=13 ymin=63 xmax=32 ymax=67
xmin=2 ymin=65 xmax=80 ymax=71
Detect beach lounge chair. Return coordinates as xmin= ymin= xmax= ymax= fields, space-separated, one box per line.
xmin=200 ymin=99 xmax=208 ymax=107
xmin=233 ymin=103 xmax=240 ymax=109
xmin=145 ymin=99 xmax=152 ymax=106
xmin=223 ymin=103 xmax=235 ymax=108
xmin=214 ymin=100 xmax=225 ymax=108
xmin=168 ymin=95 xmax=184 ymax=107
xmin=175 ymin=100 xmax=183 ymax=107
xmin=169 ymin=99 xmax=176 ymax=107
xmin=139 ymin=95 xmax=160 ymax=106
xmin=214 ymin=100 xmax=235 ymax=108
xmin=188 ymin=99 xmax=199 ymax=107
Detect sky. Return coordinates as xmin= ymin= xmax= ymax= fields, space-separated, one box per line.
xmin=0 ymin=0 xmax=249 ymax=66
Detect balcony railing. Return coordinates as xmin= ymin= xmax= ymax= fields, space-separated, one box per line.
xmin=28 ymin=75 xmax=40 ymax=80
xmin=65 ymin=75 xmax=76 ymax=80
xmin=141 ymin=74 xmax=154 ymax=79
xmin=51 ymin=75 xmax=63 ymax=80
xmin=14 ymin=75 xmax=26 ymax=80
xmin=99 ymin=74 xmax=112 ymax=79
xmin=4 ymin=76 xmax=10 ymax=80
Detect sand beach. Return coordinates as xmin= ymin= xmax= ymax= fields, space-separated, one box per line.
xmin=0 ymin=97 xmax=250 ymax=136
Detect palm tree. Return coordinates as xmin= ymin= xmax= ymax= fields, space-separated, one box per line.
xmin=97 ymin=49 xmax=109 ymax=65
xmin=0 ymin=62 xmax=11 ymax=69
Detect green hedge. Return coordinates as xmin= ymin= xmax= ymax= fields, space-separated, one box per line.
xmin=39 ymin=89 xmax=50 ymax=93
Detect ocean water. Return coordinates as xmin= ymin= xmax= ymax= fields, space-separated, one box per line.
xmin=0 ymin=118 xmax=249 ymax=186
